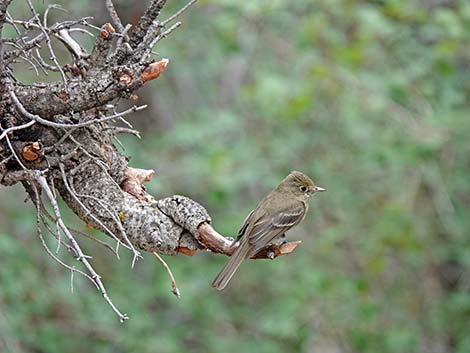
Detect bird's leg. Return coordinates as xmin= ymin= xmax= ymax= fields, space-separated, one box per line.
xmin=276 ymin=233 xmax=287 ymax=246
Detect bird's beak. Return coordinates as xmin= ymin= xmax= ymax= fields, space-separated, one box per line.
xmin=314 ymin=186 xmax=326 ymax=192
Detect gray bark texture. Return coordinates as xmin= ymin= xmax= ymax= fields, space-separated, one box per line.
xmin=0 ymin=0 xmax=222 ymax=320
xmin=0 ymin=0 xmax=299 ymax=319
xmin=0 ymin=0 xmax=301 ymax=259
xmin=0 ymin=0 xmax=209 ymax=255
xmin=0 ymin=0 xmax=298 ymax=260
xmin=0 ymin=0 xmax=299 ymax=321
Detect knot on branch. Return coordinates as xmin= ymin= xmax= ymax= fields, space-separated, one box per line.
xmin=156 ymin=195 xmax=211 ymax=236
xmin=100 ymin=23 xmax=115 ymax=39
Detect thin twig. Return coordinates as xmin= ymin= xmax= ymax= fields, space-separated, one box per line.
xmin=7 ymin=15 xmax=87 ymax=59
xmin=59 ymin=163 xmax=125 ymax=258
xmin=105 ymin=126 xmax=141 ymax=138
xmin=35 ymin=48 xmax=61 ymax=71
xmin=48 ymin=175 xmax=62 ymax=253
xmin=32 ymin=184 xmax=95 ymax=285
xmin=19 ymin=54 xmax=40 ymax=74
xmin=139 ymin=22 xmax=181 ymax=63
xmin=6 ymin=80 xmax=147 ymax=129
xmin=116 ymin=23 xmax=131 ymax=50
xmin=38 ymin=199 xmax=118 ymax=258
xmin=4 ymin=14 xmax=48 ymax=73
xmin=36 ymin=174 xmax=128 ymax=322
xmin=0 ymin=155 xmax=13 ymax=167
xmin=149 ymin=22 xmax=181 ymax=48
xmin=72 ymin=189 xmax=142 ymax=267
xmin=0 ymin=3 xmax=13 ymax=73
xmin=71 ymin=228 xmax=119 ymax=257
xmin=39 ymin=213 xmax=75 ymax=254
xmin=4 ymin=133 xmax=26 ymax=170
xmin=0 ymin=120 xmax=35 ymax=141
xmin=160 ymin=0 xmax=198 ymax=27
xmin=58 ymin=29 xmax=85 ymax=58
xmin=25 ymin=0 xmax=68 ymax=87
xmin=105 ymin=0 xmax=125 ymax=34
xmin=152 ymin=251 xmax=181 ymax=298
xmin=4 ymin=17 xmax=92 ymax=65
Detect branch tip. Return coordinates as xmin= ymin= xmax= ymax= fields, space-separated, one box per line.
xmin=195 ymin=222 xmax=302 ymax=259
xmin=142 ymin=58 xmax=169 ymax=83
xmin=100 ymin=22 xmax=115 ymax=39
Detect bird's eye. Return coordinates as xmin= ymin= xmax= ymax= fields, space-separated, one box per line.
xmin=300 ymin=186 xmax=308 ymax=192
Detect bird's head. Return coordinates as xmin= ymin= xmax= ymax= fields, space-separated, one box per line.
xmin=282 ymin=170 xmax=326 ymax=200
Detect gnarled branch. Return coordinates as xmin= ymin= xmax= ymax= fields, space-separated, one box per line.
xmin=0 ymin=0 xmax=301 ymax=321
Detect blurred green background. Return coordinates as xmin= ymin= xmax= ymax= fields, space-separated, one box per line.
xmin=1 ymin=0 xmax=470 ymax=352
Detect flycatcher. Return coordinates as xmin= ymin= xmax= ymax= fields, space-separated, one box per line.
xmin=212 ymin=170 xmax=325 ymax=290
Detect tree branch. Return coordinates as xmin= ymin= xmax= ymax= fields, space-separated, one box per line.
xmin=129 ymin=0 xmax=166 ymax=48
xmin=0 ymin=0 xmax=302 ymax=321
xmin=105 ymin=0 xmax=125 ymax=34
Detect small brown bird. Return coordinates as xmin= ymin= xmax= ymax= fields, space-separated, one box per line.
xmin=211 ymin=171 xmax=326 ymax=290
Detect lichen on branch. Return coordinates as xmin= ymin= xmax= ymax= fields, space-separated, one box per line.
xmin=0 ymin=0 xmax=300 ymax=321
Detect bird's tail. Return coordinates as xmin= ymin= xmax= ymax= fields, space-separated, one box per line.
xmin=211 ymin=241 xmax=251 ymax=290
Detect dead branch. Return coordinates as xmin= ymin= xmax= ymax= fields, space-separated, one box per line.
xmin=152 ymin=251 xmax=181 ymax=298
xmin=0 ymin=0 xmax=302 ymax=321
xmin=196 ymin=222 xmax=302 ymax=259
xmin=37 ymin=172 xmax=128 ymax=322
xmin=129 ymin=0 xmax=166 ymax=48
xmin=105 ymin=0 xmax=125 ymax=34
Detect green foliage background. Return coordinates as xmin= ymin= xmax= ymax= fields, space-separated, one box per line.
xmin=1 ymin=0 xmax=469 ymax=352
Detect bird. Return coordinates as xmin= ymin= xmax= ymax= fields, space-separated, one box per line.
xmin=211 ymin=170 xmax=326 ymax=290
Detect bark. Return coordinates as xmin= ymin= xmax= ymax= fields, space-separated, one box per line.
xmin=0 ymin=0 xmax=300 ymax=319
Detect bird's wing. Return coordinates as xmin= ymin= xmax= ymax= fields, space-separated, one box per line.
xmin=236 ymin=208 xmax=256 ymax=239
xmin=247 ymin=203 xmax=306 ymax=255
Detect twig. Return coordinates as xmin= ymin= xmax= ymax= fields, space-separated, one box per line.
xmin=38 ymin=198 xmax=118 ymax=258
xmin=152 ymin=251 xmax=181 ymax=298
xmin=0 ymin=1 xmax=14 ymax=73
xmin=4 ymin=133 xmax=27 ymax=170
xmin=129 ymin=0 xmax=166 ymax=48
xmin=105 ymin=126 xmax=141 ymax=138
xmin=70 ymin=228 xmax=119 ymax=257
xmin=34 ymin=48 xmax=60 ymax=71
xmin=195 ymin=222 xmax=302 ymax=259
xmin=59 ymin=163 xmax=125 ymax=258
xmin=19 ymin=54 xmax=40 ymax=74
xmin=3 ymin=17 xmax=92 ymax=65
xmin=44 ymin=4 xmax=67 ymax=28
xmin=31 ymin=184 xmax=95 ymax=284
xmin=160 ymin=0 xmax=198 ymax=27
xmin=105 ymin=0 xmax=125 ymax=34
xmin=25 ymin=0 xmax=68 ymax=87
xmin=139 ymin=22 xmax=181 ymax=63
xmin=71 ymin=189 xmax=142 ymax=267
xmin=48 ymin=175 xmax=63 ymax=253
xmin=149 ymin=22 xmax=181 ymax=48
xmin=4 ymin=13 xmax=47 ymax=74
xmin=7 ymin=80 xmax=147 ymax=129
xmin=0 ymin=155 xmax=13 ymax=167
xmin=135 ymin=0 xmax=196 ymax=59
xmin=39 ymin=213 xmax=75 ymax=254
xmin=116 ymin=24 xmax=131 ymax=50
xmin=0 ymin=120 xmax=35 ymax=141
xmin=7 ymin=15 xmax=88 ymax=59
xmin=36 ymin=174 xmax=128 ymax=322
xmin=58 ymin=29 xmax=85 ymax=58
